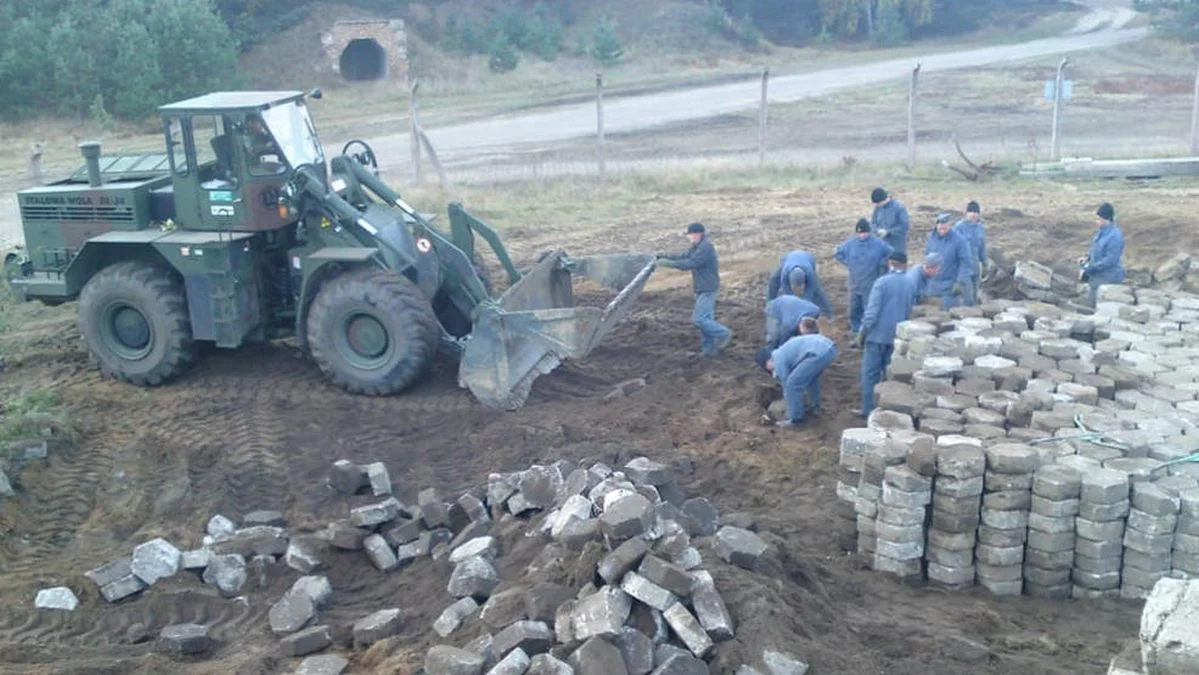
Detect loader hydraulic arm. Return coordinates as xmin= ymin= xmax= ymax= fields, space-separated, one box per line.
xmin=342 ymin=160 xmax=522 ymax=285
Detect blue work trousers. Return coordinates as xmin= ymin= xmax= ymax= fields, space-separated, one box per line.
xmin=692 ymin=291 xmax=730 ymax=356
xmin=962 ymin=275 xmax=979 ymax=307
xmin=860 ymin=341 xmax=895 ymax=416
xmin=849 ymin=290 xmax=867 ymax=333
xmin=783 ymin=348 xmax=836 ymax=422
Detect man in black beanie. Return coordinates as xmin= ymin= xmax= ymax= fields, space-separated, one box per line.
xmin=657 ymin=222 xmax=733 ymax=357
xmin=1079 ymin=202 xmax=1125 ymax=306
xmin=870 ymin=187 xmax=911 ymax=257
xmin=953 ymin=200 xmax=987 ymax=306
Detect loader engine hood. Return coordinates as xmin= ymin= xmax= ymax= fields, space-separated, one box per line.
xmin=458 ymin=250 xmax=657 ymax=410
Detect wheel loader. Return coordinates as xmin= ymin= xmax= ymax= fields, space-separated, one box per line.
xmin=5 ymin=90 xmax=656 ymax=409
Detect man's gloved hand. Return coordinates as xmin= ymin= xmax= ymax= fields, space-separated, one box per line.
xmin=951 ymin=282 xmax=964 ymax=296
xmin=657 ymin=258 xmax=676 ymax=269
xmin=1077 ymin=255 xmax=1089 ymax=266
xmin=876 ymin=228 xmax=888 ymax=239
xmin=850 ymin=331 xmax=864 ymax=348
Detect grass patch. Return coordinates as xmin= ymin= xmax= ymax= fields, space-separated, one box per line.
xmin=0 ymin=388 xmax=76 ymax=449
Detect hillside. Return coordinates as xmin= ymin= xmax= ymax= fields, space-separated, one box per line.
xmin=238 ymin=0 xmax=1076 ymax=98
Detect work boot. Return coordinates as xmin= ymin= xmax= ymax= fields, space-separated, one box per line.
xmin=715 ymin=331 xmax=733 ymax=352
xmin=850 ymin=409 xmax=867 ymax=419
xmin=775 ymin=419 xmax=802 ymax=428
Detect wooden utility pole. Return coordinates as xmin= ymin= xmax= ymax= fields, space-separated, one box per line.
xmin=409 ymin=80 xmax=424 ymax=185
xmin=906 ymin=63 xmax=921 ymax=171
xmin=1190 ymin=61 xmax=1199 ymax=154
xmin=1050 ymin=57 xmax=1068 ymax=161
xmin=758 ymin=67 xmax=769 ymax=168
xmin=596 ymin=73 xmax=606 ymax=184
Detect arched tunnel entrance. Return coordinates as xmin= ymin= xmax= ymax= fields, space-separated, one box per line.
xmin=339 ymin=38 xmax=387 ymax=81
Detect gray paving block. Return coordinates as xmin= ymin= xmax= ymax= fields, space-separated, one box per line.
xmin=982 ymin=490 xmax=1032 ymax=511
xmin=877 ymin=504 xmax=927 ymax=526
xmin=980 ymin=508 xmax=1029 ymax=530
xmin=713 ymin=527 xmax=768 ymax=571
xmin=663 ymin=603 xmax=714 ymax=658
xmin=932 ymin=492 xmax=982 ymax=516
xmin=931 ymin=511 xmax=981 ymax=533
xmin=875 ymin=538 xmax=924 ymax=561
xmin=976 ymin=544 xmax=1024 ymax=567
xmin=874 ymin=520 xmax=925 ymax=543
xmin=983 ymin=471 xmax=1033 ymax=492
xmin=881 ymin=483 xmax=932 ymax=509
xmin=1032 ymin=465 xmax=1083 ymax=500
xmin=1075 ymin=518 xmax=1125 ymax=541
xmin=926 ymin=545 xmax=974 ymax=568
xmin=597 ymin=538 xmax=649 ymax=586
xmin=1122 ymin=549 xmax=1171 ymax=573
xmin=1080 ymin=468 xmax=1130 ymax=504
xmin=493 ymin=621 xmax=553 ymax=658
xmin=1127 ymin=509 xmax=1178 ymax=536
xmin=572 ymin=587 xmax=631 ymax=641
xmin=1074 ymin=537 xmax=1123 ymax=560
xmin=1027 ymin=512 xmax=1075 ymax=535
xmin=1123 ymin=528 xmax=1174 ymax=556
xmin=936 ymin=447 xmax=987 ymax=479
xmin=1023 ymin=565 xmax=1071 ymax=586
xmin=281 ymin=625 xmax=332 ymax=657
xmin=927 ymin=561 xmax=975 ymax=586
xmin=1078 ymin=499 xmax=1130 ymax=522
xmin=984 ymin=444 xmax=1040 ymax=474
xmin=1070 ymin=568 xmax=1121 ymax=590
xmin=977 ymin=525 xmax=1027 ymax=548
xmin=872 ymin=553 xmax=923 ymax=577
xmin=1025 ymin=547 xmax=1073 ymax=570
xmin=884 ymin=466 xmax=933 ymax=492
xmin=159 ymin=623 xmax=212 ymax=655
xmin=425 ymin=645 xmax=486 ymax=675
xmin=927 ymin=528 xmax=976 ymax=552
xmin=1030 ymin=496 xmax=1080 ymax=517
xmin=1027 ymin=530 xmax=1075 ymax=553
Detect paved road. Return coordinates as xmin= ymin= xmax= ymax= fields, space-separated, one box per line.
xmin=364 ymin=17 xmax=1145 ymax=165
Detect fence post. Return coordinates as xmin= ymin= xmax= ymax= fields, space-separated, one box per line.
xmin=596 ymin=73 xmax=606 ymax=184
xmin=409 ymin=79 xmax=423 ymax=185
xmin=906 ymin=63 xmax=921 ymax=171
xmin=1050 ymin=57 xmax=1068 ymax=161
xmin=1190 ymin=61 xmax=1199 ymax=154
xmin=759 ymin=66 xmax=769 ymax=168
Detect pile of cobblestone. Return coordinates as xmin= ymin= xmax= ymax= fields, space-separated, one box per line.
xmin=60 ymin=456 xmax=807 ymax=674
xmin=837 ymin=284 xmax=1199 ymax=600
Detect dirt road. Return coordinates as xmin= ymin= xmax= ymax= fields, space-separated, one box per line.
xmin=360 ymin=6 xmax=1145 ymax=170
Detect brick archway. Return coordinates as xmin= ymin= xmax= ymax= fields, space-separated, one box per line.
xmin=321 ymin=19 xmax=409 ymax=85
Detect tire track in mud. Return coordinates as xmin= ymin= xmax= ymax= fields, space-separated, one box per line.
xmin=0 ymin=442 xmax=116 ymax=581
xmin=0 ymin=591 xmax=260 ymax=661
xmin=212 ymin=400 xmax=293 ymax=518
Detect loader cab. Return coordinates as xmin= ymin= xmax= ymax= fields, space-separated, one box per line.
xmin=158 ymin=91 xmax=326 ymax=232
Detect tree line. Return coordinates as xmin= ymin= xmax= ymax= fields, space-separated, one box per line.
xmin=2 ymin=0 xmax=1196 ymax=123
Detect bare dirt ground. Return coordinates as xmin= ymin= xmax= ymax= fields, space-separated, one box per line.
xmin=4 ymin=176 xmax=1189 ymax=673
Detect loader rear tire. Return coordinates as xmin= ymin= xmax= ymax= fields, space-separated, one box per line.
xmin=78 ymin=261 xmax=196 ymax=386
xmin=307 ymin=267 xmax=439 ymax=396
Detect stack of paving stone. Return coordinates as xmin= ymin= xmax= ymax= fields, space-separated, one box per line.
xmin=1074 ymin=468 xmax=1131 ymax=599
xmin=849 ymin=429 xmax=898 ymax=562
xmin=873 ymin=464 xmax=932 ymax=581
xmin=838 ymin=283 xmax=1199 ymax=599
xmin=1175 ymin=489 xmax=1199 ymax=577
xmin=1121 ymin=482 xmax=1181 ymax=599
xmin=839 ymin=429 xmax=884 ymax=553
xmin=926 ymin=444 xmax=986 ymax=589
xmin=1024 ymin=464 xmax=1082 ymax=599
xmin=976 ymin=444 xmax=1038 ymax=595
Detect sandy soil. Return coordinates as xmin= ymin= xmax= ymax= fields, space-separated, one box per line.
xmin=1 ymin=178 xmax=1176 ymax=674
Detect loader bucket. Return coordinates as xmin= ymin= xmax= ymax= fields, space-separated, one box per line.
xmin=459 ymin=250 xmax=657 ymax=410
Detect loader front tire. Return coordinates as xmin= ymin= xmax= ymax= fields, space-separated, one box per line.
xmin=78 ymin=261 xmax=196 ymax=386
xmin=307 ymin=267 xmax=439 ymax=396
